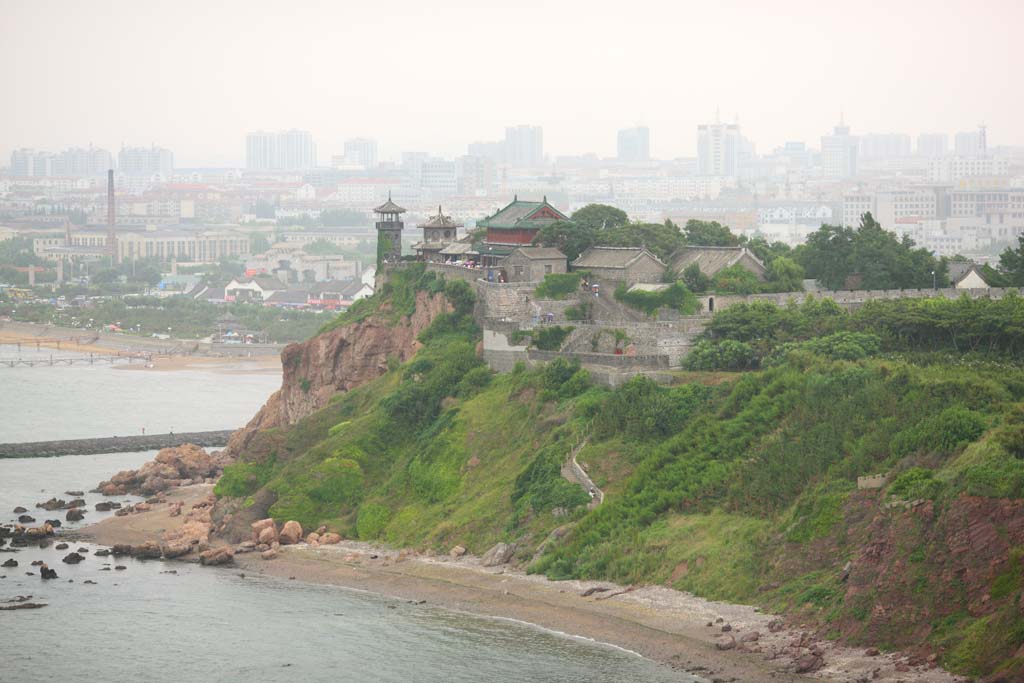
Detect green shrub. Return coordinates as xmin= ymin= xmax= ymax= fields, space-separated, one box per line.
xmin=614 ymin=281 xmax=698 ymax=316
xmin=531 ymin=325 xmax=574 ymax=351
xmin=356 ymin=503 xmax=392 ymax=540
xmin=214 ymin=458 xmax=276 ymax=498
xmin=684 ymin=339 xmax=756 ymax=370
xmin=512 ymin=444 xmax=590 ymax=515
xmin=888 ymin=467 xmax=944 ymax=500
xmin=890 ymin=407 xmax=987 ymax=458
xmin=534 ymin=272 xmax=582 ymax=299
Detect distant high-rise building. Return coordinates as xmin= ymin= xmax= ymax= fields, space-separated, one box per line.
xmin=859 ymin=133 xmax=911 ymax=160
xmin=57 ymin=146 xmax=113 ymax=176
xmin=955 ymin=127 xmax=987 ymax=157
xmin=467 ymin=140 xmax=506 ymax=165
xmin=9 ymin=149 xmax=53 ymax=177
xmin=917 ymin=133 xmax=949 ymax=158
xmin=457 ymin=155 xmax=495 ymax=195
xmin=617 ymin=126 xmax=650 ymax=162
xmin=821 ymin=118 xmax=858 ymax=178
xmin=343 ymin=138 xmax=377 ymax=168
xmin=245 ymin=130 xmax=316 ymax=170
xmin=118 ymin=146 xmax=173 ymax=175
xmin=504 ymin=125 xmax=544 ymax=167
xmin=697 ymin=117 xmax=740 ymax=176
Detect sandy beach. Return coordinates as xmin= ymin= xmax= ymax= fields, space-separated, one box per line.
xmin=71 ymin=488 xmax=965 ymax=683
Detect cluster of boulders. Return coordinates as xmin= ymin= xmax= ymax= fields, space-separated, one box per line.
xmin=1 ymin=520 xmax=57 ymax=547
xmin=248 ymin=519 xmax=341 ymax=560
xmin=95 ymin=444 xmax=223 ymax=496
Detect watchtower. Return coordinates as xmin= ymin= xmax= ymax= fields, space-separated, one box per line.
xmin=374 ymin=192 xmax=405 ymax=266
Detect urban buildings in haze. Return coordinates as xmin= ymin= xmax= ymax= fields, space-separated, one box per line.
xmin=617 ymin=126 xmax=650 ymax=162
xmin=342 ymin=138 xmax=378 ymax=169
xmin=697 ymin=117 xmax=741 ymax=176
xmin=246 ymin=129 xmax=316 ymax=170
xmin=504 ymin=125 xmax=544 ymax=168
xmin=821 ymin=118 xmax=859 ymax=178
xmin=118 ymin=145 xmax=174 ymax=176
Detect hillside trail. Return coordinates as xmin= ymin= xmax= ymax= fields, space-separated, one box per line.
xmin=560 ymin=438 xmax=603 ymax=509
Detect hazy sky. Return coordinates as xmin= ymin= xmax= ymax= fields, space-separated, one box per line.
xmin=2 ymin=0 xmax=1021 ymax=167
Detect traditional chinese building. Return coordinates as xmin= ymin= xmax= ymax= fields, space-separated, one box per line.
xmin=374 ymin=193 xmax=405 ymax=265
xmin=413 ymin=205 xmax=462 ymax=262
xmin=475 ymin=195 xmax=568 ymax=269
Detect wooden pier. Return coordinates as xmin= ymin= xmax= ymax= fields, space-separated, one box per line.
xmin=0 ymin=352 xmax=152 ymax=368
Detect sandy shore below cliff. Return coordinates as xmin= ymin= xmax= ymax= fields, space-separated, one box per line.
xmin=72 ymin=494 xmax=964 ymax=683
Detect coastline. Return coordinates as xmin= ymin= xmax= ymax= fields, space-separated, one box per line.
xmin=73 ymin=490 xmax=964 ymax=683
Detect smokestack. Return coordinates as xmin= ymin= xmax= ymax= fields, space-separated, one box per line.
xmin=107 ymin=169 xmax=118 ymax=264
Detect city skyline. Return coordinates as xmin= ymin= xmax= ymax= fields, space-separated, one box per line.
xmin=2 ymin=0 xmax=1022 ymax=167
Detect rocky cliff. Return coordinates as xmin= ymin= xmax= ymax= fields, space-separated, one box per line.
xmin=223 ymin=290 xmax=451 ymax=458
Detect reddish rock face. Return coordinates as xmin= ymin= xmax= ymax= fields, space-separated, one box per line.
xmin=222 ymin=290 xmax=450 ymax=458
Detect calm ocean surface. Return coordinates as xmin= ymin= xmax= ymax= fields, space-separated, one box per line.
xmin=0 ymin=347 xmax=698 ymax=682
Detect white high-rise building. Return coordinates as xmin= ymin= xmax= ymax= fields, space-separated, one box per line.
xmin=617 ymin=126 xmax=650 ymax=162
xmin=697 ymin=118 xmax=740 ymax=176
xmin=9 ymin=149 xmax=54 ymax=177
xmin=955 ymin=127 xmax=987 ymax=157
xmin=821 ymin=119 xmax=858 ymax=178
xmin=859 ymin=134 xmax=911 ymax=160
xmin=245 ymin=130 xmax=316 ymax=170
xmin=917 ymin=133 xmax=949 ymax=158
xmin=504 ymin=125 xmax=544 ymax=167
xmin=118 ymin=146 xmax=173 ymax=175
xmin=343 ymin=138 xmax=377 ymax=168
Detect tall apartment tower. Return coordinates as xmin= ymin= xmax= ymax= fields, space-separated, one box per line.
xmin=821 ymin=117 xmax=859 ymax=178
xmin=917 ymin=133 xmax=949 ymax=158
xmin=246 ymin=130 xmax=316 ymax=170
xmin=343 ymin=138 xmax=378 ymax=168
xmin=504 ymin=125 xmax=544 ymax=168
xmin=106 ymin=169 xmax=118 ymax=264
xmin=617 ymin=126 xmax=650 ymax=162
xmin=697 ymin=116 xmax=740 ymax=176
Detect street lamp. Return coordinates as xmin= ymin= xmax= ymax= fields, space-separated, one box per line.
xmin=931 ymin=270 xmax=936 ymax=290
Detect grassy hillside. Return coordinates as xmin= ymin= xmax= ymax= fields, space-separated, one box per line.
xmin=217 ymin=284 xmax=1024 ymax=678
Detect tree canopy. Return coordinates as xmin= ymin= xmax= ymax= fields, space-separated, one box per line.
xmin=796 ymin=213 xmax=947 ymax=290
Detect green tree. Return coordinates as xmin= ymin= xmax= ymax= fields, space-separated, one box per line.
xmin=684 ymin=220 xmax=740 ymax=247
xmin=765 ymin=256 xmax=805 ymax=292
xmin=321 ymin=209 xmax=367 ymax=227
xmin=682 ymin=263 xmax=712 ymax=293
xmin=997 ymin=236 xmax=1024 ymax=286
xmin=533 ymin=220 xmax=597 ymax=261
xmin=571 ymin=204 xmax=629 ymax=231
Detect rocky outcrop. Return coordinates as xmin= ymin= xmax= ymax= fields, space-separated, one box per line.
xmin=223 ymin=290 xmax=450 ymax=458
xmin=279 ymin=521 xmax=303 ymax=545
xmin=199 ymin=546 xmax=234 ymax=566
xmin=95 ymin=444 xmax=222 ymax=496
xmin=481 ymin=543 xmax=516 ymax=567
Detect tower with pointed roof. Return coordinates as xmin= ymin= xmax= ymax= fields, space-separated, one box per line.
xmin=414 ymin=205 xmax=463 ymax=262
xmin=374 ymin=192 xmax=406 ymax=266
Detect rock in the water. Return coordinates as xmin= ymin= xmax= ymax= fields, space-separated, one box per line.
xmin=65 ymin=490 xmax=84 ymax=497
xmin=279 ymin=521 xmax=303 ymax=545
xmin=65 ymin=508 xmax=85 ymax=522
xmin=17 ymin=515 xmax=35 ymax=524
xmin=63 ymin=499 xmax=86 ymax=509
xmin=161 ymin=544 xmax=190 ymax=559
xmin=95 ymin=502 xmax=115 ymax=512
xmin=37 ymin=498 xmax=66 ymax=511
xmin=40 ymin=565 xmax=58 ymax=580
xmin=62 ymin=552 xmax=85 ymax=564
xmin=132 ymin=542 xmax=162 ymax=560
xmin=94 ymin=548 xmax=111 ymax=557
xmin=715 ymin=635 xmax=736 ymax=650
xmin=319 ymin=533 xmax=341 ymax=545
xmin=12 ymin=506 xmax=27 ymax=513
xmin=449 ymin=545 xmax=467 ymax=558
xmin=111 ymin=544 xmax=133 ymax=556
xmin=481 ymin=542 xmax=515 ymax=567
xmin=199 ymin=547 xmax=234 ymax=566
xmin=54 ymin=543 xmax=69 ymax=550
xmin=45 ymin=519 xmax=61 ymax=528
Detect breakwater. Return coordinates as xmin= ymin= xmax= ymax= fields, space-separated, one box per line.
xmin=0 ymin=429 xmax=235 ymax=458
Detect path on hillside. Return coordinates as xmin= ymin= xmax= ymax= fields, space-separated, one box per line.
xmin=561 ymin=438 xmax=603 ymax=509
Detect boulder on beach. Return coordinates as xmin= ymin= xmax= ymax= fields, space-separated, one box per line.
xmin=258 ymin=526 xmax=278 ymax=545
xmin=715 ymin=635 xmax=736 ymax=651
xmin=36 ymin=498 xmax=66 ymax=511
xmin=449 ymin=545 xmax=467 ymax=558
xmin=12 ymin=506 xmax=27 ymax=514
xmin=62 ymin=552 xmax=85 ymax=564
xmin=279 ymin=521 xmax=303 ymax=545
xmin=95 ymin=444 xmax=220 ymax=497
xmin=63 ymin=499 xmax=86 ymax=509
xmin=95 ymin=502 xmax=115 ymax=512
xmin=306 ymin=532 xmax=320 ymax=545
xmin=65 ymin=508 xmax=85 ymax=522
xmin=17 ymin=515 xmax=35 ymax=524
xmin=55 ymin=543 xmax=69 ymax=550
xmin=481 ymin=543 xmax=515 ymax=567
xmin=319 ymin=533 xmax=341 ymax=545
xmin=251 ymin=518 xmax=276 ymax=544
xmin=199 ymin=547 xmax=234 ymax=566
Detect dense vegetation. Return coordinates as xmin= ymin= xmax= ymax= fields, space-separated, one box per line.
xmin=217 ymin=272 xmax=1024 ymax=678
xmin=685 ymin=293 xmax=1024 ymax=370
xmin=613 ymin=281 xmax=699 ymax=315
